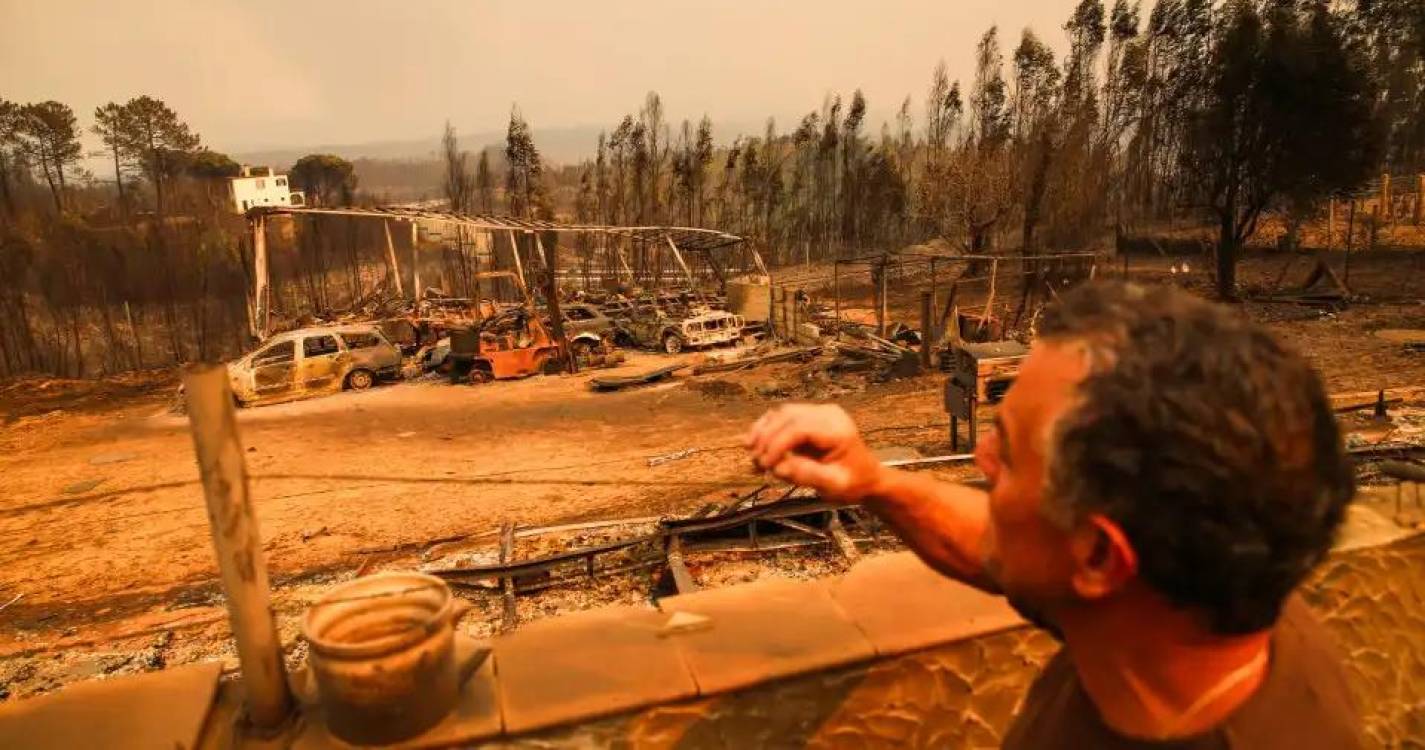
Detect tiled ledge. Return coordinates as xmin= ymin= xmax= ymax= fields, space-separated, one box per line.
xmin=483 ymin=551 xmax=1023 ymax=740
xmin=2 ymin=503 xmax=1417 ymax=749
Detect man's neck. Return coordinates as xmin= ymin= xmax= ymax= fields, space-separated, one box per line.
xmin=1058 ymin=594 xmax=1273 ymax=740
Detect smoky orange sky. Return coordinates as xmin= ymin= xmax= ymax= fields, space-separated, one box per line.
xmin=2 ymin=0 xmax=1078 ymax=158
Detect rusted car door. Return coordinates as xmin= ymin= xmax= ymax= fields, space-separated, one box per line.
xmin=299 ymin=334 xmax=347 ymax=391
xmin=250 ymin=340 xmax=298 ymax=398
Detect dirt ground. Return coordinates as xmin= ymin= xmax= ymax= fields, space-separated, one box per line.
xmin=2 ymin=251 xmax=1424 ymax=700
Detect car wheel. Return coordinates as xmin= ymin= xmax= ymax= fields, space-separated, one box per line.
xmin=346 ymin=369 xmax=375 ymax=391
xmin=467 ymin=367 xmax=493 ymax=385
xmin=663 ymin=333 xmax=684 ymax=354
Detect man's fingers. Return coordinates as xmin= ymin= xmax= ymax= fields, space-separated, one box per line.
xmin=757 ymin=421 xmax=835 ymax=471
xmin=744 ymin=408 xmax=780 ymax=448
xmin=769 ymin=454 xmax=851 ymax=496
xmin=749 ymin=407 xmax=798 ymax=460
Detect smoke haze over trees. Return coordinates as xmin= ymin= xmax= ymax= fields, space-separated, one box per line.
xmin=1 ymin=0 xmax=1422 ymax=377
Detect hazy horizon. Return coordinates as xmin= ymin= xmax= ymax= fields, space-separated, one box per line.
xmin=2 ymin=0 xmax=1077 ymax=165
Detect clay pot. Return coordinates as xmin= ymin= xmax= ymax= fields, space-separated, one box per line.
xmin=302 ymin=572 xmax=472 ymax=745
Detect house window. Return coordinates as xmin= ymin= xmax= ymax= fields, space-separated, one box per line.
xmin=276 ymin=177 xmax=287 ymax=187
xmin=241 ymin=200 xmax=249 ymax=210
xmin=255 ymin=179 xmax=266 ymax=190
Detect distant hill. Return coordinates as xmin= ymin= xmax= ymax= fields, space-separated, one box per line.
xmin=233 ymin=125 xmax=606 ymax=170
xmin=230 ymin=119 xmax=765 ymax=202
xmin=230 ymin=118 xmax=764 ymax=171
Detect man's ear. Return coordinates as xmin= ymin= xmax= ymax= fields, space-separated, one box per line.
xmin=1068 ymin=514 xmax=1138 ymax=600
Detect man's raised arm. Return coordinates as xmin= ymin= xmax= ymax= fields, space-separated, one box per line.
xmin=744 ymin=403 xmax=998 ymax=593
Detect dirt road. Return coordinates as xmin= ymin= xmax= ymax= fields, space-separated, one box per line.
xmin=0 ymin=351 xmax=957 ymax=697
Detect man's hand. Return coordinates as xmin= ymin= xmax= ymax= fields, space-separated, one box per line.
xmin=742 ymin=404 xmax=885 ymax=503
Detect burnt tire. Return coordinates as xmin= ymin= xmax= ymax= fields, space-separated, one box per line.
xmin=346 ymin=369 xmax=375 ymax=391
xmin=662 ymin=333 xmax=684 ymax=355
xmin=467 ymin=367 xmax=493 ymax=385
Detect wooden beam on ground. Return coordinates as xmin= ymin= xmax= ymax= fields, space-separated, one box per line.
xmin=769 ymin=517 xmax=830 ymax=539
xmin=827 ymin=511 xmax=860 ymax=563
xmin=665 ymin=535 xmax=698 ymax=595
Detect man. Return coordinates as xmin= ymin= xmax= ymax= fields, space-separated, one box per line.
xmin=745 ymin=281 xmax=1360 ymax=748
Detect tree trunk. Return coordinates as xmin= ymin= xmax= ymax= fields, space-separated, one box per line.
xmin=0 ymin=151 xmax=15 ymax=218
xmin=125 ymin=301 xmax=144 ymax=369
xmin=16 ymin=293 xmax=37 ymax=370
xmin=1217 ymin=211 xmax=1237 ymax=300
xmin=68 ymin=309 xmax=83 ymax=378
xmin=111 ymin=146 xmax=128 ymax=218
xmin=537 ymin=235 xmax=576 ymax=375
xmin=39 ymin=152 xmax=62 ymax=212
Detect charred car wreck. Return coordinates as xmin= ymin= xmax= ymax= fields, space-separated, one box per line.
xmin=446 ymin=307 xmax=616 ymax=383
xmin=615 ymin=304 xmax=745 ymax=354
xmin=185 ymin=324 xmax=403 ymax=408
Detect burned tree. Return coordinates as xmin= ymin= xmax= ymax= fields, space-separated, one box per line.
xmin=1182 ymin=1 xmax=1380 ymax=298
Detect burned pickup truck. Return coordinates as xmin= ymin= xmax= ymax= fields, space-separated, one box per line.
xmin=616 ymin=305 xmax=746 ymax=354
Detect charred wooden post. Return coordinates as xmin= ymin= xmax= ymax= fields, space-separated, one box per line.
xmin=1381 ymin=172 xmax=1392 ymax=222
xmin=507 ymin=230 xmax=526 ymax=294
xmin=383 ymin=220 xmax=406 ymax=298
xmin=664 ymin=234 xmax=696 ymax=289
xmin=977 ymin=259 xmax=999 ymax=337
xmin=875 ymin=258 xmax=888 ymax=338
xmin=1328 ymin=199 xmax=1336 ymax=250
xmin=411 ymin=220 xmax=422 ymax=308
xmin=182 ymin=364 xmax=293 ymax=731
xmin=250 ymin=213 xmax=269 ymax=340
xmin=920 ymin=291 xmax=934 ymax=370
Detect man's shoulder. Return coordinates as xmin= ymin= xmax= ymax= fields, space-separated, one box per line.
xmin=1001 ymin=598 xmax=1362 ymax=750
xmin=1222 ymin=597 xmax=1361 ymax=748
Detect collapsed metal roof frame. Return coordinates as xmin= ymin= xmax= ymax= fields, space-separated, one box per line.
xmin=252 ymin=205 xmax=751 ymax=254
xmin=246 ymin=206 xmax=763 ymax=338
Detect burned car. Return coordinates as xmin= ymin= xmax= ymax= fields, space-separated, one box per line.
xmin=617 ymin=305 xmax=745 ymax=354
xmin=447 ymin=306 xmax=614 ymax=383
xmin=186 ymin=325 xmax=402 ymax=408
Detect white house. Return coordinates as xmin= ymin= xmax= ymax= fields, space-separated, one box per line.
xmin=230 ymin=165 xmax=305 ymax=213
